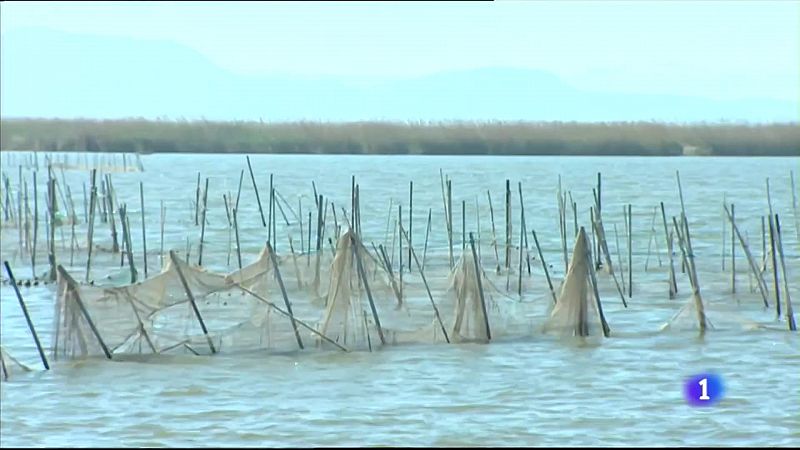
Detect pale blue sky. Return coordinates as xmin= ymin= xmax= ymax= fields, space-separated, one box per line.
xmin=2 ymin=1 xmax=798 ymax=103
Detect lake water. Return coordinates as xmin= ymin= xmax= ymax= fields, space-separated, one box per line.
xmin=1 ymin=153 xmax=799 ymax=447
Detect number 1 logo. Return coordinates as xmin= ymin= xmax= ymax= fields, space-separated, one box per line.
xmin=684 ymin=373 xmax=724 ymax=407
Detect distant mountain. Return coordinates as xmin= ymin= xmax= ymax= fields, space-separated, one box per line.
xmin=2 ymin=28 xmax=797 ymax=122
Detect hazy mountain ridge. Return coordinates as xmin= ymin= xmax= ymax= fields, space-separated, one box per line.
xmin=2 ymin=28 xmax=797 ymax=122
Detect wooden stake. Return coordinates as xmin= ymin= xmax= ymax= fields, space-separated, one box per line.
xmin=170 ymin=251 xmax=216 ymax=354
xmin=660 ymin=202 xmax=677 ymax=298
xmin=724 ymin=203 xmax=769 ymax=307
xmin=774 ymin=215 xmax=796 ymax=331
xmin=350 ymin=234 xmax=386 ymax=346
xmin=233 ymin=208 xmax=242 ymax=270
xmin=194 ymin=171 xmax=200 ymax=226
xmin=531 ymin=228 xmax=557 ymax=304
xmin=584 ymin=231 xmax=610 ymax=337
xmin=265 ymin=241 xmax=304 ymax=349
xmin=422 ymin=208 xmax=432 ymax=272
xmin=768 ymin=214 xmax=780 ymax=319
xmin=505 ymin=179 xmax=511 ymax=270
xmin=58 ymin=265 xmax=113 ymax=359
xmin=487 ymin=190 xmax=501 ymax=273
xmin=119 ymin=205 xmax=137 ymax=283
xmin=105 ymin=175 xmax=119 ymax=253
xmin=198 ymin=178 xmax=209 ymax=266
xmin=4 ymin=261 xmax=50 ymax=369
xmin=408 ymin=181 xmax=413 ymax=270
xmin=85 ymin=170 xmax=97 ymax=283
xmin=627 ymin=204 xmax=632 ymax=298
xmin=246 ymin=156 xmax=267 ymax=227
xmin=400 ymin=226 xmax=450 ymax=343
xmin=469 ymin=233 xmax=491 ymax=341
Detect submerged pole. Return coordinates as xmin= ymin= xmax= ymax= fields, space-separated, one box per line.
xmin=4 ymin=261 xmax=50 ymax=370
xmin=531 ymin=228 xmax=557 ymax=304
xmin=58 ymin=265 xmax=113 ymax=359
xmin=246 ymin=156 xmax=266 ymax=227
xmin=351 ymin=234 xmax=386 ymax=346
xmin=400 ymin=226 xmax=449 ymax=343
xmin=469 ymin=233 xmax=491 ymax=341
xmin=266 ymin=242 xmax=304 ymax=350
xmin=170 ymin=251 xmax=216 ymax=354
xmin=774 ymin=215 xmax=796 ymax=331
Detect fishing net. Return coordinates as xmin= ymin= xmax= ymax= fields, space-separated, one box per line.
xmin=315 ymin=229 xmax=409 ymax=350
xmin=51 ymin=246 xmax=310 ymax=360
xmin=396 ymin=247 xmax=536 ymax=344
xmin=659 ymin=293 xmax=767 ymax=332
xmin=542 ymin=228 xmax=607 ymax=338
xmin=0 ymin=346 xmax=32 ymax=381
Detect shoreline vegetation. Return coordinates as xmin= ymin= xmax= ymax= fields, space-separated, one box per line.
xmin=1 ymin=118 xmax=798 ymax=156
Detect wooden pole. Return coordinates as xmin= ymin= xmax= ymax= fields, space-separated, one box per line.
xmin=350 ymin=234 xmax=386 ymax=346
xmin=584 ymin=230 xmax=610 ymax=337
xmin=119 ymin=205 xmax=138 ymax=283
xmin=724 ymin=203 xmax=769 ymax=307
xmin=235 ymin=169 xmax=244 ymax=211
xmin=105 ymin=175 xmax=119 ymax=253
xmin=58 ymin=265 xmax=113 ymax=359
xmin=377 ymin=244 xmax=404 ymax=308
xmin=265 ymin=241 xmax=304 ymax=349
xmin=518 ymin=182 xmax=531 ymax=275
xmin=399 ymin=204 xmax=404 ymax=301
xmin=531 ymin=228 xmax=557 ymax=304
xmin=518 ymin=207 xmax=524 ymax=296
xmin=768 ymin=214 xmax=780 ymax=319
xmin=505 ymin=179 xmax=511 ymax=270
xmin=246 ymin=156 xmax=267 ymax=227
xmin=596 ymin=172 xmax=602 ymax=267
xmin=47 ymin=176 xmax=57 ymax=281
xmin=677 ymin=215 xmax=707 ymax=334
xmin=170 ymin=251 xmax=216 ymax=354
xmin=194 ymin=171 xmax=200 ymax=226
xmin=233 ymin=208 xmax=242 ymax=270
xmin=487 ymin=190 xmax=501 ymax=273
xmin=774 ymin=215 xmax=796 ymax=331
xmin=660 ymin=202 xmax=677 ymax=298
xmin=232 ymin=283 xmax=347 ymax=351
xmin=461 ymin=200 xmax=466 ymax=251
xmin=612 ymin=223 xmax=625 ymax=298
xmin=627 ymin=204 xmax=632 ymax=298
xmin=198 ymin=178 xmax=209 ymax=266
xmin=591 ymin=210 xmax=628 ymax=308
xmin=422 ymin=208 xmax=432 ymax=272
xmin=267 ymin=174 xmax=274 ymax=243
xmin=408 ymin=181 xmax=413 ymax=271
xmin=4 ymin=261 xmax=50 ymax=369
xmin=447 ymin=179 xmax=453 ymax=269
xmin=469 ymin=233 xmax=491 ymax=341
xmin=85 ymin=169 xmax=97 ymax=283
xmin=400 ymin=226 xmax=450 ymax=343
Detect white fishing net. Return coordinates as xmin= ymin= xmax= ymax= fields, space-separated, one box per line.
xmin=542 ymin=228 xmax=607 ymax=338
xmin=0 ymin=346 xmax=32 ymax=381
xmin=51 ymin=246 xmax=308 ymax=359
xmin=659 ymin=293 xmax=767 ymax=332
xmin=315 ymin=229 xmax=408 ymax=350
